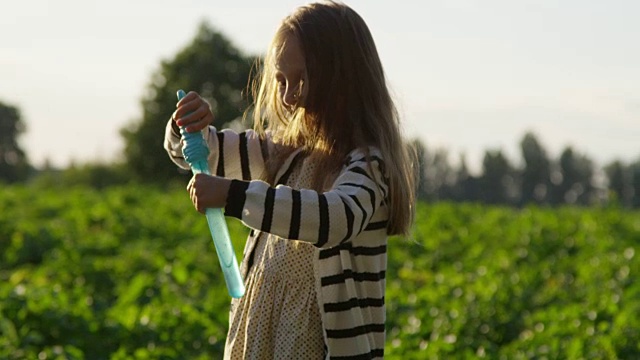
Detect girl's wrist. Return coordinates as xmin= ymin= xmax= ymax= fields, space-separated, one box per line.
xmin=216 ymin=176 xmax=231 ymax=207
xmin=224 ymin=180 xmax=251 ymax=218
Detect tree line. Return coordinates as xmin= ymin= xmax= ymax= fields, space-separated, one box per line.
xmin=1 ymin=22 xmax=638 ymax=208
xmin=412 ymin=134 xmax=640 ymax=208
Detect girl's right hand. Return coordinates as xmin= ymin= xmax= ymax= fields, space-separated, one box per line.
xmin=172 ymin=91 xmax=215 ymax=133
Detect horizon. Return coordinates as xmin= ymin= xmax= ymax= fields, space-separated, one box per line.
xmin=1 ymin=0 xmax=638 ymax=174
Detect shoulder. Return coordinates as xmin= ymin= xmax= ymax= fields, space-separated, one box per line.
xmin=338 ymin=147 xmax=390 ymax=196
xmin=344 ymin=147 xmax=386 ymax=175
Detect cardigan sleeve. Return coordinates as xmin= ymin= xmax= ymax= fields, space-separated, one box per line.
xmin=164 ymin=120 xmax=268 ymax=181
xmin=223 ymin=148 xmax=389 ymax=249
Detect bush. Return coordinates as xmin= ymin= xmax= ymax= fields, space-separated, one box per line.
xmin=1 ymin=185 xmax=639 ymax=358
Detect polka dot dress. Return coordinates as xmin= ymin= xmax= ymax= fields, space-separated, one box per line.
xmin=224 ymin=158 xmax=326 ymax=359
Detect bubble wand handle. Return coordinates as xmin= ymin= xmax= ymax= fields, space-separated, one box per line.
xmin=177 ymin=89 xmax=245 ymax=298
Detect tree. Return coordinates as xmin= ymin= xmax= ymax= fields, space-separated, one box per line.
xmin=451 ymin=154 xmax=480 ymax=202
xmin=631 ymin=160 xmax=640 ymax=208
xmin=604 ymin=160 xmax=634 ymax=207
xmin=422 ymin=146 xmax=456 ymax=201
xmin=409 ymin=139 xmax=428 ymax=200
xmin=122 ymin=22 xmax=256 ymax=182
xmin=0 ymin=101 xmax=30 ymax=183
xmin=551 ymin=147 xmax=595 ymax=205
xmin=519 ymin=132 xmax=551 ymax=205
xmin=478 ymin=149 xmax=517 ymax=205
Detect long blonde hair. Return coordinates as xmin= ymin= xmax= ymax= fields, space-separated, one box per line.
xmin=248 ymin=1 xmax=415 ymax=236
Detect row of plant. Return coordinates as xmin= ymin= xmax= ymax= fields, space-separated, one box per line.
xmin=1 ymin=184 xmax=639 ymax=359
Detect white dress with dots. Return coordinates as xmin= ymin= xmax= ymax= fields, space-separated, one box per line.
xmin=224 ymin=159 xmax=326 ymax=359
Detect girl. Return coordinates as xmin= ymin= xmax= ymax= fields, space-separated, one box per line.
xmin=164 ymin=1 xmax=415 ymax=358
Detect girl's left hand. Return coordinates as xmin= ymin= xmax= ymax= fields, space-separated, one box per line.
xmin=187 ymin=174 xmax=231 ymax=213
xmin=173 ymin=91 xmax=214 ymax=133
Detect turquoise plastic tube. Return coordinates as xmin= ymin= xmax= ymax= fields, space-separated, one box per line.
xmin=177 ymin=89 xmax=245 ymax=298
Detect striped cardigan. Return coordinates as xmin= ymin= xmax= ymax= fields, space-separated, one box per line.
xmin=164 ymin=122 xmax=390 ymax=359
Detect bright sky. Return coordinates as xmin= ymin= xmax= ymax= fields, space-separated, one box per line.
xmin=2 ymin=0 xmax=639 ymax=173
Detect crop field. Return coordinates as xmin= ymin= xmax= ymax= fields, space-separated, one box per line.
xmin=1 ymin=185 xmax=639 ymax=359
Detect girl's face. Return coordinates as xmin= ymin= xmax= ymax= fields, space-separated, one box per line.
xmin=274 ymin=34 xmax=306 ymax=112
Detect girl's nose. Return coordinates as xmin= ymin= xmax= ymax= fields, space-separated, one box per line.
xmin=283 ymin=88 xmax=298 ymax=108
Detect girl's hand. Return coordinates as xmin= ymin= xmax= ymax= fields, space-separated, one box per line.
xmin=187 ymin=173 xmax=231 ymax=213
xmin=172 ymin=91 xmax=215 ymax=133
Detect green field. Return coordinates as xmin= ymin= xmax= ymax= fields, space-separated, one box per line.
xmin=1 ymin=185 xmax=639 ymax=359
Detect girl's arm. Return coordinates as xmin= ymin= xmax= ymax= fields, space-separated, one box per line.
xmin=164 ymin=121 xmax=269 ymax=181
xmin=223 ymin=148 xmax=389 ymax=248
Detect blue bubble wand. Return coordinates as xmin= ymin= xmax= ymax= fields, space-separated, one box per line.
xmin=177 ymin=89 xmax=245 ymax=298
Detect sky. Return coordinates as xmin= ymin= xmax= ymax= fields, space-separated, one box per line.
xmin=1 ymin=0 xmax=639 ymax=174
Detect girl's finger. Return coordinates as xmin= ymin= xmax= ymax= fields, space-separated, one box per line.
xmin=176 ymin=94 xmax=207 ymax=118
xmin=183 ymin=112 xmax=213 ymax=133
xmin=177 ymin=102 xmax=210 ymax=128
xmin=187 ymin=177 xmax=197 ymax=195
xmin=175 ymin=101 xmax=200 ymax=122
xmin=176 ymin=91 xmax=198 ymax=108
